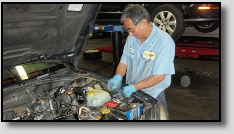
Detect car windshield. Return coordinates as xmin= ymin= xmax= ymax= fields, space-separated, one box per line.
xmin=3 ymin=62 xmax=66 ymax=88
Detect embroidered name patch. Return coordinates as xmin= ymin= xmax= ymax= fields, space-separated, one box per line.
xmin=143 ymin=51 xmax=156 ymax=60
xmin=130 ymin=48 xmax=135 ymax=53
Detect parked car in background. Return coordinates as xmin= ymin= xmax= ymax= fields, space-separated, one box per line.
xmin=90 ymin=3 xmax=220 ymax=40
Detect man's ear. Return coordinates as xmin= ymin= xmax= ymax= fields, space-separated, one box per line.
xmin=141 ymin=18 xmax=148 ymax=24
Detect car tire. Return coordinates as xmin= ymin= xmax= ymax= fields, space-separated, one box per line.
xmin=150 ymin=4 xmax=185 ymax=41
xmin=83 ymin=50 xmax=102 ymax=60
xmin=194 ymin=22 xmax=219 ymax=33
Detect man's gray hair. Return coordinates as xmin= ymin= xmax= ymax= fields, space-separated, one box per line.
xmin=120 ymin=4 xmax=151 ymax=25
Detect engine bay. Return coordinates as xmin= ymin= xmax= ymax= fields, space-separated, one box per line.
xmin=3 ymin=70 xmax=166 ymax=120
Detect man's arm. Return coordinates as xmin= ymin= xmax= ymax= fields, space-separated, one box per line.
xmin=115 ymin=62 xmax=127 ymax=77
xmin=133 ymin=74 xmax=165 ymax=90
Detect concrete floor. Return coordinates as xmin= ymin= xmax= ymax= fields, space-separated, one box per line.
xmin=77 ymin=28 xmax=220 ymax=120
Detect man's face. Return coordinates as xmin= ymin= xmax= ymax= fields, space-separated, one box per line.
xmin=123 ymin=18 xmax=142 ymax=38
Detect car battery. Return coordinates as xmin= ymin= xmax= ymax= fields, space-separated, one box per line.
xmin=130 ymin=90 xmax=159 ymax=120
xmin=103 ymin=90 xmax=158 ymax=120
xmin=102 ymin=102 xmax=143 ymax=120
xmin=125 ymin=103 xmax=143 ymax=120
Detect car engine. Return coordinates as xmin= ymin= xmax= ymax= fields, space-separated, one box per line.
xmin=2 ymin=70 xmax=166 ymax=120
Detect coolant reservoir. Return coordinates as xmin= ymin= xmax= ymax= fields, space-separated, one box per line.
xmin=86 ymin=85 xmax=111 ymax=107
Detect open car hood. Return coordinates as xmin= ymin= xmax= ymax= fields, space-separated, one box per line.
xmin=2 ymin=4 xmax=101 ymax=67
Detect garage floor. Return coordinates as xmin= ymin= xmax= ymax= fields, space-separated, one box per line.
xmin=77 ymin=29 xmax=220 ymax=120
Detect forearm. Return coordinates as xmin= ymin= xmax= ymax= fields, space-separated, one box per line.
xmin=115 ymin=62 xmax=127 ymax=77
xmin=133 ymin=74 xmax=165 ymax=91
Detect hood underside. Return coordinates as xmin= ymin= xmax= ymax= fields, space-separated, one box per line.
xmin=2 ymin=4 xmax=101 ymax=67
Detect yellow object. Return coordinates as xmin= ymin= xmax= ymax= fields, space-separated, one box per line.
xmin=66 ymin=90 xmax=73 ymax=95
xmin=15 ymin=65 xmax=28 ymax=80
xmin=198 ymin=6 xmax=210 ymax=10
xmin=86 ymin=91 xmax=95 ymax=95
xmin=100 ymin=108 xmax=110 ymax=114
xmin=143 ymin=51 xmax=156 ymax=60
xmin=39 ymin=99 xmax=45 ymax=102
xmin=95 ymin=115 xmax=102 ymax=120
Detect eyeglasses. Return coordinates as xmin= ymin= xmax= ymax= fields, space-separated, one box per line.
xmin=126 ymin=21 xmax=141 ymax=33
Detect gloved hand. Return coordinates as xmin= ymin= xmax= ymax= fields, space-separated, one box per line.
xmin=122 ymin=84 xmax=137 ymax=98
xmin=107 ymin=75 xmax=123 ymax=91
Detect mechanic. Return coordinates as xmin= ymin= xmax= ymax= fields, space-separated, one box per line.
xmin=107 ymin=4 xmax=175 ymax=114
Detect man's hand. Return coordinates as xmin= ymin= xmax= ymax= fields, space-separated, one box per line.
xmin=107 ymin=75 xmax=123 ymax=91
xmin=122 ymin=84 xmax=137 ymax=98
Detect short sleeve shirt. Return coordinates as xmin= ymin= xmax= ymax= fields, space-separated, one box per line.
xmin=120 ymin=22 xmax=175 ymax=98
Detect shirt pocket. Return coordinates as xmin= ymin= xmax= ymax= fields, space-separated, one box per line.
xmin=127 ymin=53 xmax=135 ymax=67
xmin=126 ymin=53 xmax=135 ymax=83
xmin=142 ymin=59 xmax=154 ymax=75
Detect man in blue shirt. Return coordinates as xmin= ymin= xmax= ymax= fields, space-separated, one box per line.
xmin=107 ymin=4 xmax=175 ymax=114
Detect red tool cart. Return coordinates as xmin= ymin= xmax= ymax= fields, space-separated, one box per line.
xmin=175 ymin=36 xmax=219 ymax=59
xmin=96 ymin=36 xmax=220 ymax=60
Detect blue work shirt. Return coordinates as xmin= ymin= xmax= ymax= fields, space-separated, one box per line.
xmin=120 ymin=22 xmax=175 ymax=99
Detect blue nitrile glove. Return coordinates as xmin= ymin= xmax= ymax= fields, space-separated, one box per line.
xmin=107 ymin=75 xmax=123 ymax=91
xmin=122 ymin=84 xmax=137 ymax=98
